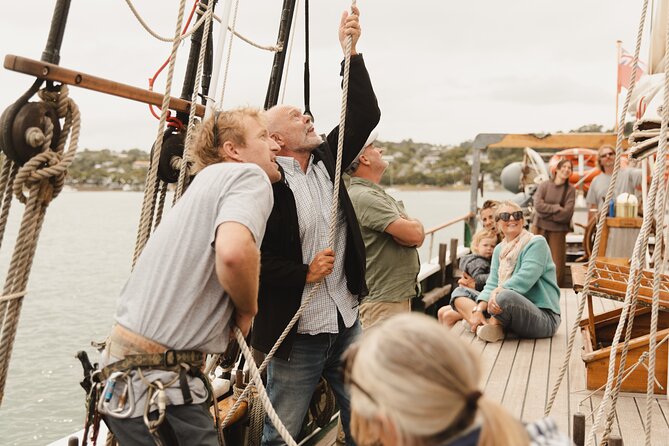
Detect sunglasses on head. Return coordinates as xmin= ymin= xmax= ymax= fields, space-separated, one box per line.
xmin=341 ymin=342 xmax=378 ymax=405
xmin=496 ymin=211 xmax=523 ymax=222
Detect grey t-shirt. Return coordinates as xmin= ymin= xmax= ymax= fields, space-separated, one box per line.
xmin=102 ymin=162 xmax=273 ymax=418
xmin=585 ymin=168 xmax=642 ymax=209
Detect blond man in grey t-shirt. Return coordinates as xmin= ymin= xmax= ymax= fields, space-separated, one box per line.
xmin=102 ymin=108 xmax=280 ymax=445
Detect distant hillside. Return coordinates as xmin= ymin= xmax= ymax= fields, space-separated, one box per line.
xmin=65 ymin=124 xmax=609 ymax=190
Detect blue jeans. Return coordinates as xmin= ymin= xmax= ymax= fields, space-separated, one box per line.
xmin=493 ymin=289 xmax=561 ymax=338
xmin=261 ymin=318 xmax=361 ymax=446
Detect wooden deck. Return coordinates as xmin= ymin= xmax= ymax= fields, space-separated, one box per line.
xmin=313 ymin=289 xmax=669 ymax=446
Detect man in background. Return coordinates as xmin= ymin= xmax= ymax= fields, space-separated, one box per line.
xmin=348 ymin=133 xmax=424 ymax=328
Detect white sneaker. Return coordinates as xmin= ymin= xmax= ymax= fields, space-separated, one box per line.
xmin=476 ymin=324 xmax=505 ymax=343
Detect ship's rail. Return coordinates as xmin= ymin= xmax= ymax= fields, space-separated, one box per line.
xmin=423 ymin=212 xmax=474 ymax=261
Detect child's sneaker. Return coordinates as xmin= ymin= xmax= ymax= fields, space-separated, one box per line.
xmin=476 ymin=324 xmax=505 ymax=343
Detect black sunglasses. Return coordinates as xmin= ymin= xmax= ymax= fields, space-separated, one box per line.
xmin=496 ymin=211 xmax=523 ymax=222
xmin=600 ymin=152 xmax=614 ymax=158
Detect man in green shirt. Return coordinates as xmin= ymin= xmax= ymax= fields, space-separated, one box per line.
xmin=347 ymin=133 xmax=424 ymax=328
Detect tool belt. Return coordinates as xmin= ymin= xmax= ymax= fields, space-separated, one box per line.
xmin=100 ymin=324 xmax=205 ymax=380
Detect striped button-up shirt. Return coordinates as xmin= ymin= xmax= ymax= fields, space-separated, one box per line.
xmin=276 ymin=155 xmax=358 ymax=334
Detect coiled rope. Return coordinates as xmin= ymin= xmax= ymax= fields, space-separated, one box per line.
xmin=0 ymin=84 xmax=80 ymax=405
xmin=219 ymin=2 xmax=359 ymax=442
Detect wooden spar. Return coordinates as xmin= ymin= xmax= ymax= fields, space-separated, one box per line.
xmin=471 ymin=132 xmax=629 ymax=151
xmin=3 ymin=54 xmax=206 ymax=117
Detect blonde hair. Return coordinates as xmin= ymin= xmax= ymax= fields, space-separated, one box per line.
xmin=471 ymin=229 xmax=498 ymax=254
xmin=348 ymin=313 xmax=529 ymax=446
xmin=190 ymin=107 xmax=263 ymax=174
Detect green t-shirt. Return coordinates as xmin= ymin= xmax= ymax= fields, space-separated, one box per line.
xmin=348 ymin=178 xmax=420 ymax=303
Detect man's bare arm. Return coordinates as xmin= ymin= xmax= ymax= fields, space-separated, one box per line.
xmin=215 ymin=222 xmax=260 ymax=335
xmin=385 ymin=217 xmax=425 ymax=247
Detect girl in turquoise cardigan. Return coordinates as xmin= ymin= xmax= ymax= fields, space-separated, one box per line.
xmin=460 ymin=201 xmax=561 ymax=343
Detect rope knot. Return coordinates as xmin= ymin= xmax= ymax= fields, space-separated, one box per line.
xmin=13 ymin=151 xmax=66 ymax=204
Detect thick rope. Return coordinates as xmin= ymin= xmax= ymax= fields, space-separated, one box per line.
xmin=174 ymin=0 xmax=215 ymax=200
xmin=154 ymin=181 xmax=169 ymax=228
xmin=0 ymin=158 xmax=18 ymax=251
xmin=643 ymin=6 xmax=669 ymax=444
xmin=219 ymin=0 xmax=358 ymax=434
xmin=583 ymin=4 xmax=660 ymax=443
xmin=233 ymin=327 xmax=297 ymax=446
xmin=124 ymin=0 xmax=280 ymax=52
xmin=0 ymin=84 xmax=80 ymax=406
xmin=545 ymin=0 xmax=650 ymax=418
xmin=132 ymin=0 xmax=187 ymax=266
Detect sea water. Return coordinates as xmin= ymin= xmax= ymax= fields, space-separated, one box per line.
xmin=0 ymin=189 xmax=512 ymax=445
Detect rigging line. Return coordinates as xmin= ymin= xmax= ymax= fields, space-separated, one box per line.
xmin=221 ymin=0 xmax=358 ymax=431
xmin=124 ymin=0 xmax=280 ymax=52
xmin=175 ymin=0 xmax=216 ymax=200
xmin=544 ymin=0 xmax=650 ymax=420
xmin=585 ymin=2 xmax=660 ymax=444
xmin=279 ymin=0 xmax=302 ymax=105
xmin=132 ymin=0 xmax=187 ymax=267
xmin=217 ymin=0 xmax=241 ymax=108
xmin=643 ymin=4 xmax=669 ymax=444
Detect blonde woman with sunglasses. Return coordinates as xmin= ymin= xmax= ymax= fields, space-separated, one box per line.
xmin=345 ymin=313 xmax=570 ymax=445
xmin=463 ymin=201 xmax=561 ymax=343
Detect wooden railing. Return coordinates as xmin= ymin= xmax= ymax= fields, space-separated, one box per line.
xmin=424 ymin=212 xmax=474 ymax=261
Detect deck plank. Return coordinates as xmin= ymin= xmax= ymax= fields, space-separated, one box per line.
xmin=482 ymin=336 xmax=519 ymax=405
xmin=546 ymin=289 xmax=572 ymax=436
xmin=521 ymin=338 xmax=550 ymax=422
xmin=502 ymin=337 xmax=535 ymax=418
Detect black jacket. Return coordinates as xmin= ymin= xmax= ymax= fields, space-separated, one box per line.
xmin=252 ymin=54 xmax=381 ymax=360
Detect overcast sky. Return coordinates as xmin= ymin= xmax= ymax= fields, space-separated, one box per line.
xmin=0 ymin=1 xmax=649 ymax=150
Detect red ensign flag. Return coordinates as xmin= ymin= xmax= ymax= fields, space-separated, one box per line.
xmin=618 ymin=48 xmax=646 ymax=92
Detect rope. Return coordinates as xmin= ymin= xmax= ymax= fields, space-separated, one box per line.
xmin=132 ymin=0 xmax=187 ymax=266
xmin=215 ymin=0 xmax=240 ymax=108
xmin=154 ymin=181 xmax=168 ymax=228
xmin=124 ymin=0 xmax=280 ymax=51
xmin=544 ymin=0 xmax=650 ymax=419
xmin=0 ymin=291 xmax=27 ymax=303
xmin=219 ymin=1 xmax=358 ymax=437
xmin=0 ymin=84 xmax=80 ymax=406
xmin=0 ymin=158 xmax=18 ymax=251
xmin=584 ymin=3 xmax=661 ymax=443
xmin=247 ymin=389 xmax=265 ymax=446
xmin=174 ymin=0 xmax=215 ymax=201
xmin=643 ymin=4 xmax=669 ymax=444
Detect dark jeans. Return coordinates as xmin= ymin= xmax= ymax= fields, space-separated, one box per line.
xmin=105 ymin=402 xmax=218 ymax=446
xmin=493 ymin=289 xmax=561 ymax=338
xmin=261 ymin=318 xmax=361 ymax=446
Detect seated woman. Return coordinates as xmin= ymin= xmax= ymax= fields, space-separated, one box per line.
xmin=345 ymin=313 xmax=570 ymax=445
xmin=466 ymin=201 xmax=561 ymax=343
